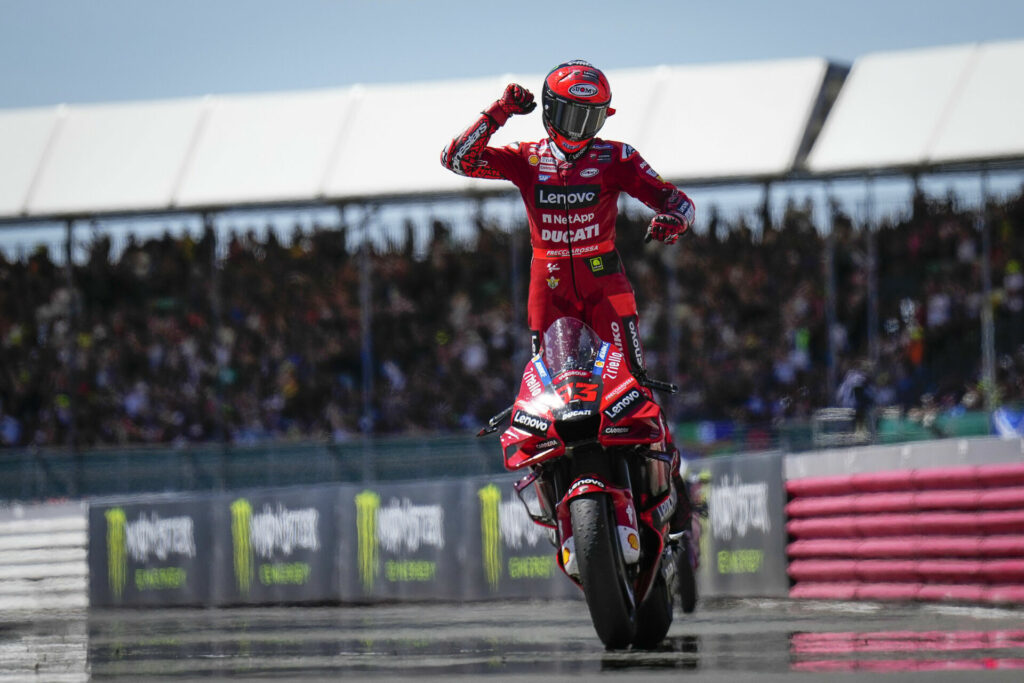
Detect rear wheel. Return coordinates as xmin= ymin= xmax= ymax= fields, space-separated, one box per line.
xmin=570 ymin=494 xmax=636 ymax=649
xmin=678 ymin=541 xmax=698 ymax=614
xmin=632 ymin=571 xmax=673 ymax=649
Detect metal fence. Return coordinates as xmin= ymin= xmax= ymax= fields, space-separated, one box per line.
xmin=0 ymin=409 xmax=998 ymax=504
xmin=0 ymin=434 xmax=504 ymax=503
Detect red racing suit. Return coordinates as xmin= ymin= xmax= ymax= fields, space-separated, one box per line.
xmin=441 ymin=100 xmax=695 ymax=375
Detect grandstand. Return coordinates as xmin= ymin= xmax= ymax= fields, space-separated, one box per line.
xmin=1 ymin=40 xmax=1023 ymax=497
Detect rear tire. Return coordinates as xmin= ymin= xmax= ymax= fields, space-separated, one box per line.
xmin=632 ymin=571 xmax=673 ymax=649
xmin=570 ymin=494 xmax=636 ymax=649
xmin=678 ymin=542 xmax=698 ymax=614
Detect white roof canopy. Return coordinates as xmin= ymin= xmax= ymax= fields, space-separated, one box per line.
xmin=807 ymin=40 xmax=1024 ymax=174
xmin=26 ymin=98 xmax=207 ymax=216
xmin=929 ymin=40 xmax=1024 ymax=165
xmin=1 ymin=40 xmax=1021 ymax=221
xmin=176 ymin=89 xmax=357 ymax=208
xmin=0 ymin=106 xmax=62 ymax=217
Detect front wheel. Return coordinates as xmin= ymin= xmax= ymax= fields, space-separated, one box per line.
xmin=570 ymin=494 xmax=636 ymax=649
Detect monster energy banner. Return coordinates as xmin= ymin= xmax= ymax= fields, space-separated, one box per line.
xmin=343 ymin=480 xmax=469 ymax=600
xmin=214 ymin=486 xmax=340 ymax=604
xmin=88 ymin=496 xmax=215 ymax=607
xmin=692 ymin=451 xmax=790 ymax=597
xmin=464 ymin=475 xmax=580 ymax=601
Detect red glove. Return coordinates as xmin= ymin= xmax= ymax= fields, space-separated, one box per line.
xmin=496 ymin=83 xmax=536 ymax=117
xmin=646 ymin=213 xmax=689 ymax=245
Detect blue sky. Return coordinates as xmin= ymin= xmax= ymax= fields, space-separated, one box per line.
xmin=2 ymin=0 xmax=1023 ymax=108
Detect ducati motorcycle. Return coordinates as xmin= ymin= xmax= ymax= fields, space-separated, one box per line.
xmin=479 ymin=316 xmax=699 ymax=649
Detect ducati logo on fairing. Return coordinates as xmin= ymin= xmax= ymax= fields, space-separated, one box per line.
xmin=603 ymin=388 xmax=643 ymax=422
xmin=512 ymin=410 xmax=550 ymax=436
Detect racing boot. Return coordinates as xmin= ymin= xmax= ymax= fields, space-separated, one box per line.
xmin=667 ymin=471 xmax=700 ymax=612
xmin=668 ymin=472 xmax=702 ymax=568
xmin=668 ymin=473 xmax=693 ymax=536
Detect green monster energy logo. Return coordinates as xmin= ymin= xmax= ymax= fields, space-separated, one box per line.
xmin=355 ymin=490 xmax=380 ymax=592
xmin=230 ymin=498 xmax=254 ymax=594
xmin=105 ymin=507 xmax=127 ymax=599
xmin=478 ymin=484 xmax=502 ymax=589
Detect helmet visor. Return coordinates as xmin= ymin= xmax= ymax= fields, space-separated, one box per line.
xmin=545 ymin=96 xmax=608 ymax=141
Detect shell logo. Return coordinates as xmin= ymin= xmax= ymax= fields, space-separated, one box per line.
xmin=627 ymin=533 xmax=639 ymax=551
xmin=562 ymin=547 xmax=572 ymax=566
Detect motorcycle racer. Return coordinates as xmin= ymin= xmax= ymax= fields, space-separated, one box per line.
xmin=441 ymin=60 xmax=695 ymax=379
xmin=446 ymin=61 xmax=700 ymax=550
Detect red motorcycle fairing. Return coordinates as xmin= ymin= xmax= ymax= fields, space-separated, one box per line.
xmin=497 ymin=317 xmax=680 ymax=617
xmin=553 ymin=471 xmax=672 ymax=606
xmin=554 ymin=473 xmax=640 ymax=580
xmin=500 ymin=344 xmax=669 ymax=471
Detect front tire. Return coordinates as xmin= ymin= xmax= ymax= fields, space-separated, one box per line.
xmin=570 ymin=494 xmax=636 ymax=649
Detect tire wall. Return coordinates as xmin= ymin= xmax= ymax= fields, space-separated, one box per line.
xmin=784 ymin=437 xmax=1024 ymax=604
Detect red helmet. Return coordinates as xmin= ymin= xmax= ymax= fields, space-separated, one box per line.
xmin=542 ymin=60 xmax=615 ymax=159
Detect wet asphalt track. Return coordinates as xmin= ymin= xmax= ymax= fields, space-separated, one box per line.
xmin=4 ymin=599 xmax=1024 ymax=682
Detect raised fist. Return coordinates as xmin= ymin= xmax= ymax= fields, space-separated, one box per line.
xmin=497 ymin=83 xmax=536 ymax=117
xmin=647 ymin=213 xmax=689 ymax=245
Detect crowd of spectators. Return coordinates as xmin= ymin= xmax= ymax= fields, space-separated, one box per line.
xmin=1 ymin=187 xmax=1022 ymax=449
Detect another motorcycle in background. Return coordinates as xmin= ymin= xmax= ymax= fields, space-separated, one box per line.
xmin=673 ymin=467 xmax=708 ymax=615
xmin=478 ymin=316 xmax=702 ymax=649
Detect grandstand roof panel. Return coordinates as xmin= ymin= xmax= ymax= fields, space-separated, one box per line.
xmin=646 ymin=58 xmax=830 ymax=180
xmin=3 ymin=40 xmax=1021 ymax=221
xmin=321 ymin=77 xmax=505 ymax=199
xmin=25 ymin=98 xmax=206 ymax=216
xmin=806 ymin=44 xmax=977 ymax=173
xmin=175 ymin=88 xmax=357 ymax=208
xmin=0 ymin=106 xmax=59 ymax=217
xmin=929 ymin=40 xmax=1024 ymax=165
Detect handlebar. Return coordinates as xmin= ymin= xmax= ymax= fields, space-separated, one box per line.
xmin=477 ymin=404 xmax=513 ymax=437
xmin=639 ymin=375 xmax=678 ymax=394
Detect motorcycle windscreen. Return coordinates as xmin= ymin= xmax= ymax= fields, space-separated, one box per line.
xmin=542 ymin=317 xmax=602 ymax=377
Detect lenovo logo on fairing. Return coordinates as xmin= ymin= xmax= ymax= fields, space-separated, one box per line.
xmin=513 ymin=410 xmax=550 ymax=435
xmin=534 ymin=185 xmax=600 ymax=209
xmin=603 ymin=388 xmax=642 ymax=421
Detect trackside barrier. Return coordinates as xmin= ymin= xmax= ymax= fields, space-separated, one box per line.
xmin=81 ymin=435 xmax=1024 ymax=607
xmin=691 ymin=452 xmax=791 ymax=598
xmin=785 ymin=455 xmax=1024 ymax=605
xmin=88 ymin=451 xmax=797 ymax=607
xmin=88 ymin=475 xmax=581 ymax=607
xmin=0 ymin=501 xmax=88 ymax=611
